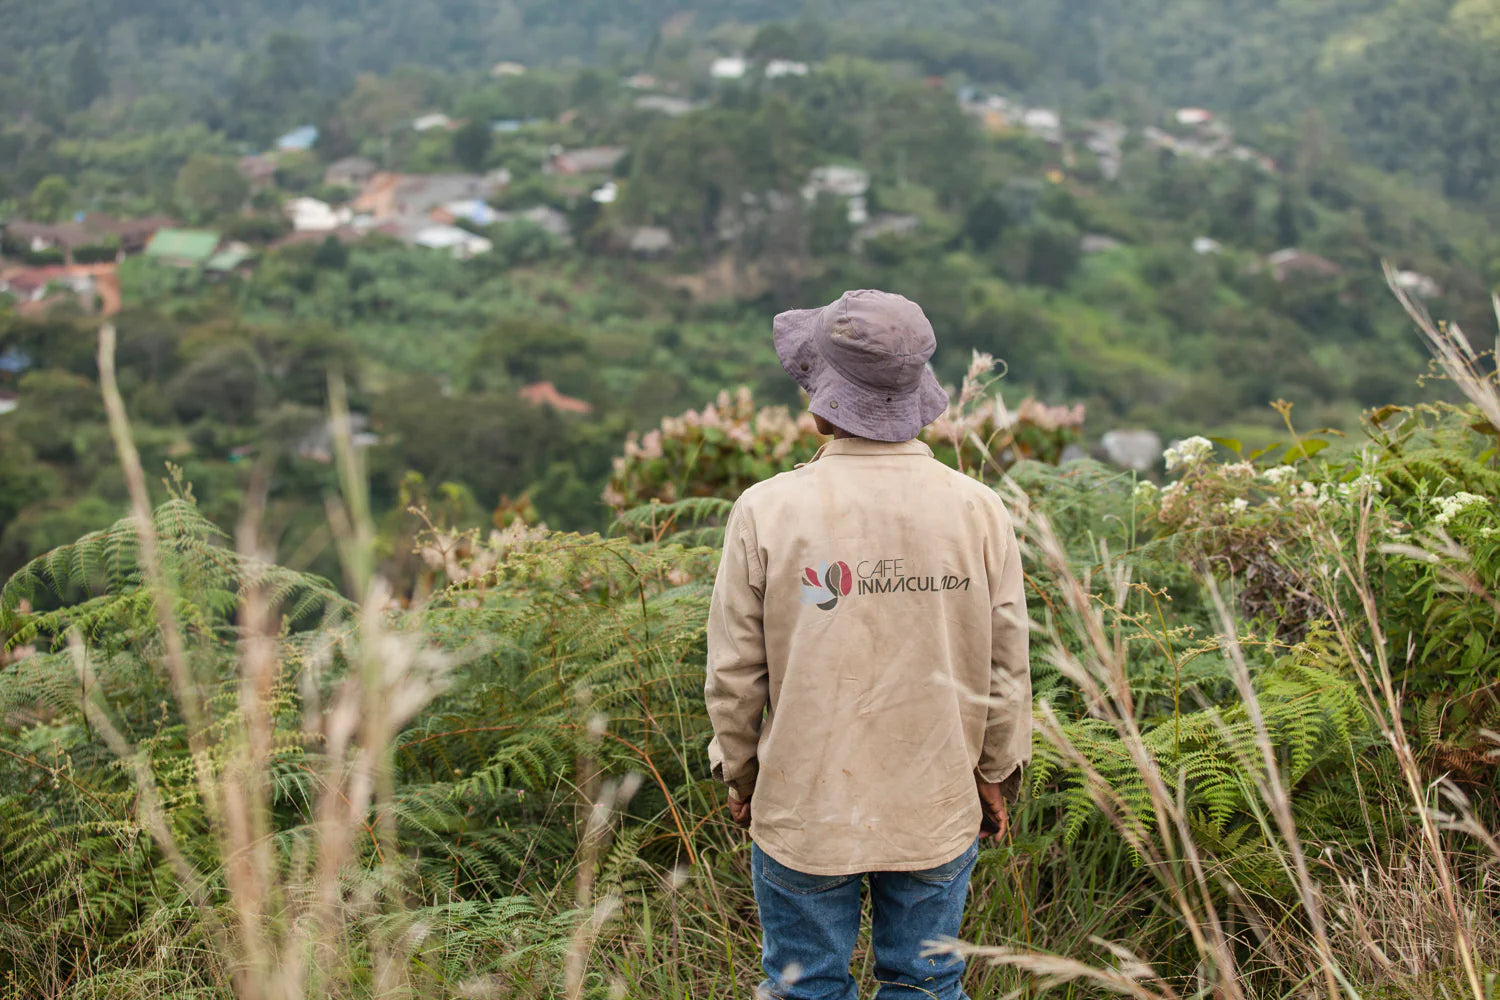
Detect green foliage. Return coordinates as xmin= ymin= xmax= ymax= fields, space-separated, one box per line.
xmin=27 ymin=175 xmax=71 ymax=223
xmin=450 ymin=119 xmax=493 ymax=173
xmin=604 ymin=383 xmax=1085 ymax=515
xmin=173 ymin=154 xmax=249 ymax=222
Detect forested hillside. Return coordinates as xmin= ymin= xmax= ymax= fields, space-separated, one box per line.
xmin=4 ymin=0 xmax=1500 ymax=200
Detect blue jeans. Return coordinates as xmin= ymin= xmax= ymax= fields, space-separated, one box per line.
xmin=751 ymin=839 xmax=978 ymax=1000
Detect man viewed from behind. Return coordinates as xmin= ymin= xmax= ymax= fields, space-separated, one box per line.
xmin=706 ymin=289 xmax=1033 ymax=1000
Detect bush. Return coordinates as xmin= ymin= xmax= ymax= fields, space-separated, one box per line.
xmin=21 ymin=248 xmax=65 ymax=267
xmin=72 ymin=240 xmax=120 ymax=264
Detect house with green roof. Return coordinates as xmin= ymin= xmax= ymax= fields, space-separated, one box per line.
xmin=144 ymin=229 xmax=221 ymax=268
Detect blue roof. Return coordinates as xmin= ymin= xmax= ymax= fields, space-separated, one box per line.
xmin=276 ymin=125 xmax=319 ymax=151
xmin=0 ymin=348 xmax=33 ymax=374
xmin=492 ymin=119 xmax=523 ymax=132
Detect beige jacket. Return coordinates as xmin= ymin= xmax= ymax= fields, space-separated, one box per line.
xmin=705 ymin=438 xmax=1031 ymax=875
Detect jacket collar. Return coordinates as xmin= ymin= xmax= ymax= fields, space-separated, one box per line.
xmin=806 ymin=438 xmax=934 ymax=464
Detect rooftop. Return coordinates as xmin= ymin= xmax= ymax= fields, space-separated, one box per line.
xmin=145 ymin=228 xmax=221 ymax=264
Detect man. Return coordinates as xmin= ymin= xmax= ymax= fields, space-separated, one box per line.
xmin=705 ymin=289 xmax=1032 ymax=1000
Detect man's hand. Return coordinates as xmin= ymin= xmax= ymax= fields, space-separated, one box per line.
xmin=976 ymin=777 xmax=1009 ymax=842
xmin=728 ymin=790 xmax=752 ymax=828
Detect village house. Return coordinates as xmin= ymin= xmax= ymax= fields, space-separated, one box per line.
xmin=548 ymin=147 xmax=628 ymax=175
xmin=412 ymin=224 xmax=493 ymax=260
xmin=238 ymin=154 xmax=279 ymax=190
xmin=1083 ymin=120 xmax=1127 ymax=181
xmin=0 ymin=267 xmax=98 ymax=311
xmin=515 ymin=205 xmax=572 ymax=241
xmin=412 ymin=112 xmax=455 ymax=132
xmin=711 ymin=56 xmax=748 ymax=80
xmin=287 ymin=197 xmax=346 ymax=233
xmin=1082 ymin=234 xmax=1125 ymax=255
xmin=353 ymin=171 xmax=511 ymax=220
xmin=520 ymin=381 xmax=593 ymax=414
xmin=3 ymin=214 xmax=174 ymax=261
xmin=145 ymin=228 xmax=223 ymax=268
xmin=853 ymin=214 xmax=920 ymax=251
xmin=803 ymin=165 xmax=871 ymax=225
xmin=1267 ymin=248 xmax=1341 ymax=281
xmin=626 ymin=226 xmax=674 ymax=258
xmin=433 ymin=199 xmax=501 ymax=227
xmin=1021 ymin=108 xmax=1064 ymax=144
xmin=634 ymin=95 xmax=697 ymax=117
xmin=1393 ymin=269 xmax=1442 ymax=298
xmin=324 ymin=156 xmax=377 ymax=190
xmin=490 ymin=61 xmax=527 ymax=77
xmin=765 ymin=59 xmax=809 ymax=78
xmin=275 ymin=125 xmax=319 ymax=153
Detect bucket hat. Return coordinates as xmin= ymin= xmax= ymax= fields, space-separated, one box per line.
xmin=773 ymin=289 xmax=949 ymax=442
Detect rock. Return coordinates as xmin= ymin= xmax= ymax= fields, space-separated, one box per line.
xmin=1059 ymin=443 xmax=1089 ymax=464
xmin=1101 ymin=429 xmax=1162 ymax=472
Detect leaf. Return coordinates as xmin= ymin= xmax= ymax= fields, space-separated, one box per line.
xmin=1248 ymin=442 xmax=1285 ymax=462
xmin=1286 ymin=438 xmax=1330 ymax=461
xmin=1209 ymin=436 xmax=1243 ymax=457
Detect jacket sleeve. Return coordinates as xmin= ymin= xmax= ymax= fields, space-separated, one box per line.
xmin=704 ymin=502 xmax=768 ymax=801
xmin=977 ymin=503 xmax=1032 ymax=801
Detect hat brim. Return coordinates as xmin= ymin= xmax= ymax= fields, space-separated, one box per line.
xmin=773 ymin=305 xmax=950 ymax=443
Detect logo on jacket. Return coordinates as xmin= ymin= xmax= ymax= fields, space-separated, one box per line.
xmin=801 ymin=560 xmax=853 ymax=611
xmin=799 ymin=557 xmax=973 ymax=610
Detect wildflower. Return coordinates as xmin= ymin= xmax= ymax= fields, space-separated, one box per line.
xmin=1222 ymin=461 xmax=1255 ymax=479
xmin=638 ymin=429 xmax=664 ymax=460
xmin=958 ymin=351 xmax=997 ymax=406
xmin=1132 ymin=480 xmax=1159 ymax=503
xmin=1433 ymin=492 xmax=1488 ymax=526
xmin=1162 ymin=436 xmax=1214 ymax=473
xmin=1228 ymin=498 xmax=1250 ymax=513
xmin=1261 ymin=465 xmax=1297 ymax=486
xmin=1336 ymin=474 xmax=1382 ymax=497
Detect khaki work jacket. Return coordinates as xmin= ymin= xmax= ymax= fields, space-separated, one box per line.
xmin=705 ymin=437 xmax=1031 ymax=875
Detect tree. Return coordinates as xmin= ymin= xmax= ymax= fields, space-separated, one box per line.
xmin=451 ymin=119 xmax=493 ymax=173
xmin=168 ymin=343 xmax=266 ymax=425
xmin=1275 ymin=183 xmax=1301 ymax=248
xmin=174 ymin=154 xmax=250 ymax=221
xmin=964 ymin=195 xmax=1012 ymax=252
xmin=66 ymin=41 xmax=109 ymax=111
xmin=27 ymin=176 xmax=72 ymax=223
xmin=749 ymin=23 xmax=805 ymax=63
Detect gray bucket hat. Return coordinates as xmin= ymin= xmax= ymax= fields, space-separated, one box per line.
xmin=773 ymin=289 xmax=949 ymax=442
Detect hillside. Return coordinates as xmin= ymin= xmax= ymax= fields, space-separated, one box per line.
xmin=3 ymin=21 xmax=1496 ymax=580
xmin=3 ymin=0 xmax=1500 ymax=201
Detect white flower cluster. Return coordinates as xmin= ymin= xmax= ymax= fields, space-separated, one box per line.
xmin=1260 ymin=465 xmax=1298 ymax=486
xmin=1132 ymin=480 xmax=1159 ymax=502
xmin=1335 ymin=474 xmax=1383 ymax=498
xmin=1433 ymin=492 xmax=1488 ymax=526
xmin=1162 ymin=436 xmax=1214 ymax=473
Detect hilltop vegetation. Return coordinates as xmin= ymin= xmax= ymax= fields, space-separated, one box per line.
xmin=5 ymin=0 xmax=1500 ymax=200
